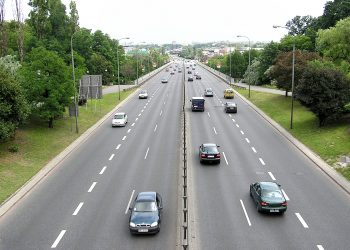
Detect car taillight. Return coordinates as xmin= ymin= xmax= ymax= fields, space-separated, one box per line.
xmin=260 ymin=201 xmax=268 ymax=206
xmin=216 ymin=154 xmax=221 ymax=158
xmin=201 ymin=154 xmax=206 ymax=158
xmin=282 ymin=202 xmax=288 ymax=206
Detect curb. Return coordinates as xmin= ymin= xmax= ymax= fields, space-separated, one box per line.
xmin=199 ymin=62 xmax=350 ymax=195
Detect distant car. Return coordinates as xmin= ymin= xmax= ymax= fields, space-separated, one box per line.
xmin=129 ymin=191 xmax=163 ymax=234
xmin=165 ymin=68 xmax=169 ymax=72
xmin=188 ymin=70 xmax=192 ymax=74
xmin=250 ymin=182 xmax=287 ymax=214
xmin=170 ymin=71 xmax=175 ymax=75
xmin=188 ymin=76 xmax=194 ymax=81
xmin=112 ymin=112 xmax=128 ymax=127
xmin=178 ymin=69 xmax=182 ymax=73
xmin=224 ymin=102 xmax=237 ymax=113
xmin=196 ymin=75 xmax=201 ymax=80
xmin=204 ymin=88 xmax=213 ymax=97
xmin=138 ymin=90 xmax=148 ymax=99
xmin=224 ymin=88 xmax=234 ymax=99
xmin=161 ymin=78 xmax=168 ymax=83
xmin=199 ymin=143 xmax=221 ymax=164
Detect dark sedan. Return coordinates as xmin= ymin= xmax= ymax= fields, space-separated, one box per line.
xmin=224 ymin=102 xmax=237 ymax=113
xmin=188 ymin=76 xmax=194 ymax=81
xmin=199 ymin=143 xmax=221 ymax=164
xmin=129 ymin=191 xmax=163 ymax=234
xmin=250 ymin=182 xmax=287 ymax=214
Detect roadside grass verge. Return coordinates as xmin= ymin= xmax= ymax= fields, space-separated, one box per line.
xmin=0 ymin=89 xmax=136 ymax=204
xmin=235 ymin=87 xmax=350 ymax=180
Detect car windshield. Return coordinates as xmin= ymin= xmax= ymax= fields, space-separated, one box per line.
xmin=261 ymin=189 xmax=283 ymax=198
xmin=114 ymin=115 xmax=124 ymax=119
xmin=134 ymin=201 xmax=157 ymax=212
xmin=203 ymin=146 xmax=218 ymax=153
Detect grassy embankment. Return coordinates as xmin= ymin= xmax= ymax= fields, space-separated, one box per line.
xmin=0 ymin=89 xmax=136 ymax=204
xmin=234 ymin=87 xmax=350 ymax=180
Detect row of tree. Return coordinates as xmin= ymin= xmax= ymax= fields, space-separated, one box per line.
xmin=0 ymin=0 xmax=168 ymax=141
xmin=206 ymin=0 xmax=350 ymax=126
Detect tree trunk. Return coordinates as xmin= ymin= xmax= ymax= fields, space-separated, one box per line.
xmin=48 ymin=117 xmax=54 ymax=128
xmin=285 ymin=90 xmax=288 ymax=97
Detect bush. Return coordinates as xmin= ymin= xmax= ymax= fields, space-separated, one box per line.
xmin=8 ymin=144 xmax=19 ymax=153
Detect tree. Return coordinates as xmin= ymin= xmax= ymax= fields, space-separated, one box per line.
xmin=20 ymin=47 xmax=73 ymax=128
xmin=0 ymin=56 xmax=29 ymax=141
xmin=88 ymin=53 xmax=113 ymax=85
xmin=256 ymin=41 xmax=280 ymax=85
xmin=28 ymin=0 xmax=50 ymax=40
xmin=280 ymin=35 xmax=314 ymax=52
xmin=243 ymin=58 xmax=260 ymax=85
xmin=296 ymin=62 xmax=350 ymax=126
xmin=317 ymin=0 xmax=350 ymax=30
xmin=286 ymin=15 xmax=315 ymax=36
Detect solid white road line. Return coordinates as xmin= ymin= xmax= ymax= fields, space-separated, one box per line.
xmin=144 ymin=147 xmax=150 ymax=159
xmin=268 ymin=172 xmax=276 ymax=181
xmin=51 ymin=230 xmax=66 ymax=248
xmin=207 ymin=112 xmax=210 ymax=117
xmin=317 ymin=245 xmax=324 ymax=250
xmin=72 ymin=202 xmax=84 ymax=216
xmin=295 ymin=213 xmax=309 ymax=228
xmin=240 ymin=200 xmax=252 ymax=226
xmin=240 ymin=130 xmax=244 ymax=135
xmin=213 ymin=127 xmax=217 ymax=134
xmin=281 ymin=189 xmax=290 ymax=201
xmin=259 ymin=158 xmax=265 ymax=165
xmin=99 ymin=166 xmax=107 ymax=175
xmin=160 ymin=110 xmax=163 ymax=116
xmin=222 ymin=152 xmax=228 ymax=165
xmin=154 ymin=124 xmax=158 ymax=132
xmin=245 ymin=138 xmax=250 ymax=143
xmin=116 ymin=144 xmax=121 ymax=150
xmin=251 ymin=147 xmax=257 ymax=153
xmin=109 ymin=154 xmax=115 ymax=161
xmin=122 ymin=136 xmax=126 ymax=141
xmin=125 ymin=190 xmax=135 ymax=214
xmin=88 ymin=182 xmax=97 ymax=193
xmin=131 ymin=122 xmax=135 ymax=127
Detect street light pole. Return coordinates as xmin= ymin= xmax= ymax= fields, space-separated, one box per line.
xmin=237 ymin=35 xmax=251 ymax=98
xmin=116 ymin=37 xmax=129 ymax=100
xmin=229 ymin=45 xmax=232 ymax=85
xmin=273 ymin=25 xmax=295 ymax=129
xmin=71 ymin=32 xmax=79 ymax=133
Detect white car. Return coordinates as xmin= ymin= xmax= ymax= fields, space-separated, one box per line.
xmin=161 ymin=78 xmax=168 ymax=83
xmin=112 ymin=112 xmax=128 ymax=127
xmin=138 ymin=90 xmax=148 ymax=99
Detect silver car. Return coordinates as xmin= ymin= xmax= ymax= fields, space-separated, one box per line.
xmin=112 ymin=112 xmax=128 ymax=127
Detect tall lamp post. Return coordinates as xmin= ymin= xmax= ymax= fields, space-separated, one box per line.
xmin=116 ymin=37 xmax=129 ymax=100
xmin=71 ymin=31 xmax=79 ymax=133
xmin=237 ymin=35 xmax=251 ymax=98
xmin=229 ymin=44 xmax=232 ymax=85
xmin=273 ymin=25 xmax=295 ymax=129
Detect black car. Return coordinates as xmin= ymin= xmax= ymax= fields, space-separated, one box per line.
xmin=224 ymin=102 xmax=237 ymax=113
xmin=250 ymin=182 xmax=287 ymax=214
xmin=196 ymin=75 xmax=201 ymax=79
xmin=188 ymin=70 xmax=192 ymax=74
xmin=199 ymin=143 xmax=221 ymax=164
xmin=188 ymin=76 xmax=194 ymax=81
xmin=129 ymin=192 xmax=163 ymax=234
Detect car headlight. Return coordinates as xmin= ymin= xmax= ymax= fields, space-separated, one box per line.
xmin=151 ymin=222 xmax=158 ymax=227
xmin=129 ymin=222 xmax=136 ymax=227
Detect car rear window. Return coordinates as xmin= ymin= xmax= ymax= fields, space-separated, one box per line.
xmin=114 ymin=115 xmax=124 ymax=119
xmin=204 ymin=146 xmax=218 ymax=153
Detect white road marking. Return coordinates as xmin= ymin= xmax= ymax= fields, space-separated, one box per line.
xmin=125 ymin=190 xmax=135 ymax=214
xmin=145 ymin=103 xmax=148 ymax=106
xmin=240 ymin=130 xmax=244 ymax=135
xmin=116 ymin=144 xmax=121 ymax=150
xmin=259 ymin=158 xmax=265 ymax=166
xmin=164 ymin=101 xmax=166 ymax=105
xmin=213 ymin=127 xmax=217 ymax=134
xmin=72 ymin=202 xmax=84 ymax=216
xmin=143 ymin=105 xmax=146 ymax=109
xmin=138 ymin=113 xmax=141 ymax=117
xmin=144 ymin=147 xmax=150 ymax=159
xmin=251 ymin=147 xmax=257 ymax=153
xmin=281 ymin=189 xmax=290 ymax=201
xmin=109 ymin=154 xmax=115 ymax=161
xmin=245 ymin=138 xmax=250 ymax=143
xmin=135 ymin=118 xmax=139 ymax=121
xmin=222 ymin=152 xmax=228 ymax=165
xmin=122 ymin=136 xmax=126 ymax=141
xmin=236 ymin=124 xmax=240 ymax=128
xmin=232 ymin=118 xmax=236 ymax=122
xmin=160 ymin=110 xmax=163 ymax=116
xmin=127 ymin=129 xmax=131 ymax=133
xmin=240 ymin=200 xmax=252 ymax=226
xmin=295 ymin=213 xmax=309 ymax=228
xmin=268 ymin=172 xmax=276 ymax=181
xmin=99 ymin=166 xmax=107 ymax=175
xmin=228 ymin=114 xmax=232 ymax=117
xmin=88 ymin=182 xmax=97 ymax=193
xmin=141 ymin=109 xmax=144 ymax=113
xmin=154 ymin=124 xmax=158 ymax=132
xmin=207 ymin=112 xmax=210 ymax=117
xmin=317 ymin=245 xmax=324 ymax=250
xmin=51 ymin=230 xmax=66 ymax=248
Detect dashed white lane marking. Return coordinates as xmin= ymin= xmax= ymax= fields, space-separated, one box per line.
xmin=144 ymin=147 xmax=150 ymax=159
xmin=109 ymin=154 xmax=115 ymax=161
xmin=125 ymin=190 xmax=135 ymax=214
xmin=281 ymin=189 xmax=290 ymax=201
xmin=154 ymin=124 xmax=158 ymax=132
xmin=127 ymin=129 xmax=131 ymax=133
xmin=222 ymin=152 xmax=228 ymax=165
xmin=122 ymin=136 xmax=126 ymax=141
xmin=232 ymin=118 xmax=236 ymax=122
xmin=141 ymin=109 xmax=144 ymax=113
xmin=99 ymin=166 xmax=107 ymax=175
xmin=160 ymin=110 xmax=163 ymax=116
xmin=51 ymin=230 xmax=66 ymax=248
xmin=213 ymin=127 xmax=217 ymax=134
xmin=143 ymin=105 xmax=146 ymax=109
xmin=138 ymin=113 xmax=141 ymax=117
xmin=236 ymin=124 xmax=240 ymax=128
xmin=317 ymin=245 xmax=324 ymax=250
xmin=245 ymin=138 xmax=250 ymax=143
xmin=164 ymin=101 xmax=166 ymax=105
xmin=295 ymin=213 xmax=309 ymax=228
xmin=135 ymin=118 xmax=139 ymax=121
xmin=228 ymin=114 xmax=232 ymax=117
xmin=251 ymin=147 xmax=257 ymax=153
xmin=259 ymin=158 xmax=265 ymax=166
xmin=207 ymin=112 xmax=210 ymax=117
xmin=72 ymin=202 xmax=84 ymax=216
xmin=116 ymin=144 xmax=121 ymax=150
xmin=88 ymin=182 xmax=97 ymax=192
xmin=240 ymin=130 xmax=244 ymax=135
xmin=268 ymin=172 xmax=276 ymax=181
xmin=240 ymin=200 xmax=252 ymax=226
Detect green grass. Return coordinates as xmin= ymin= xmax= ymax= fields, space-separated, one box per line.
xmin=0 ymin=89 xmax=136 ymax=204
xmin=234 ymin=87 xmax=350 ymax=180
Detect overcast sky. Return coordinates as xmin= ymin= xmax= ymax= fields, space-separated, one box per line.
xmin=5 ymin=0 xmax=329 ymax=44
